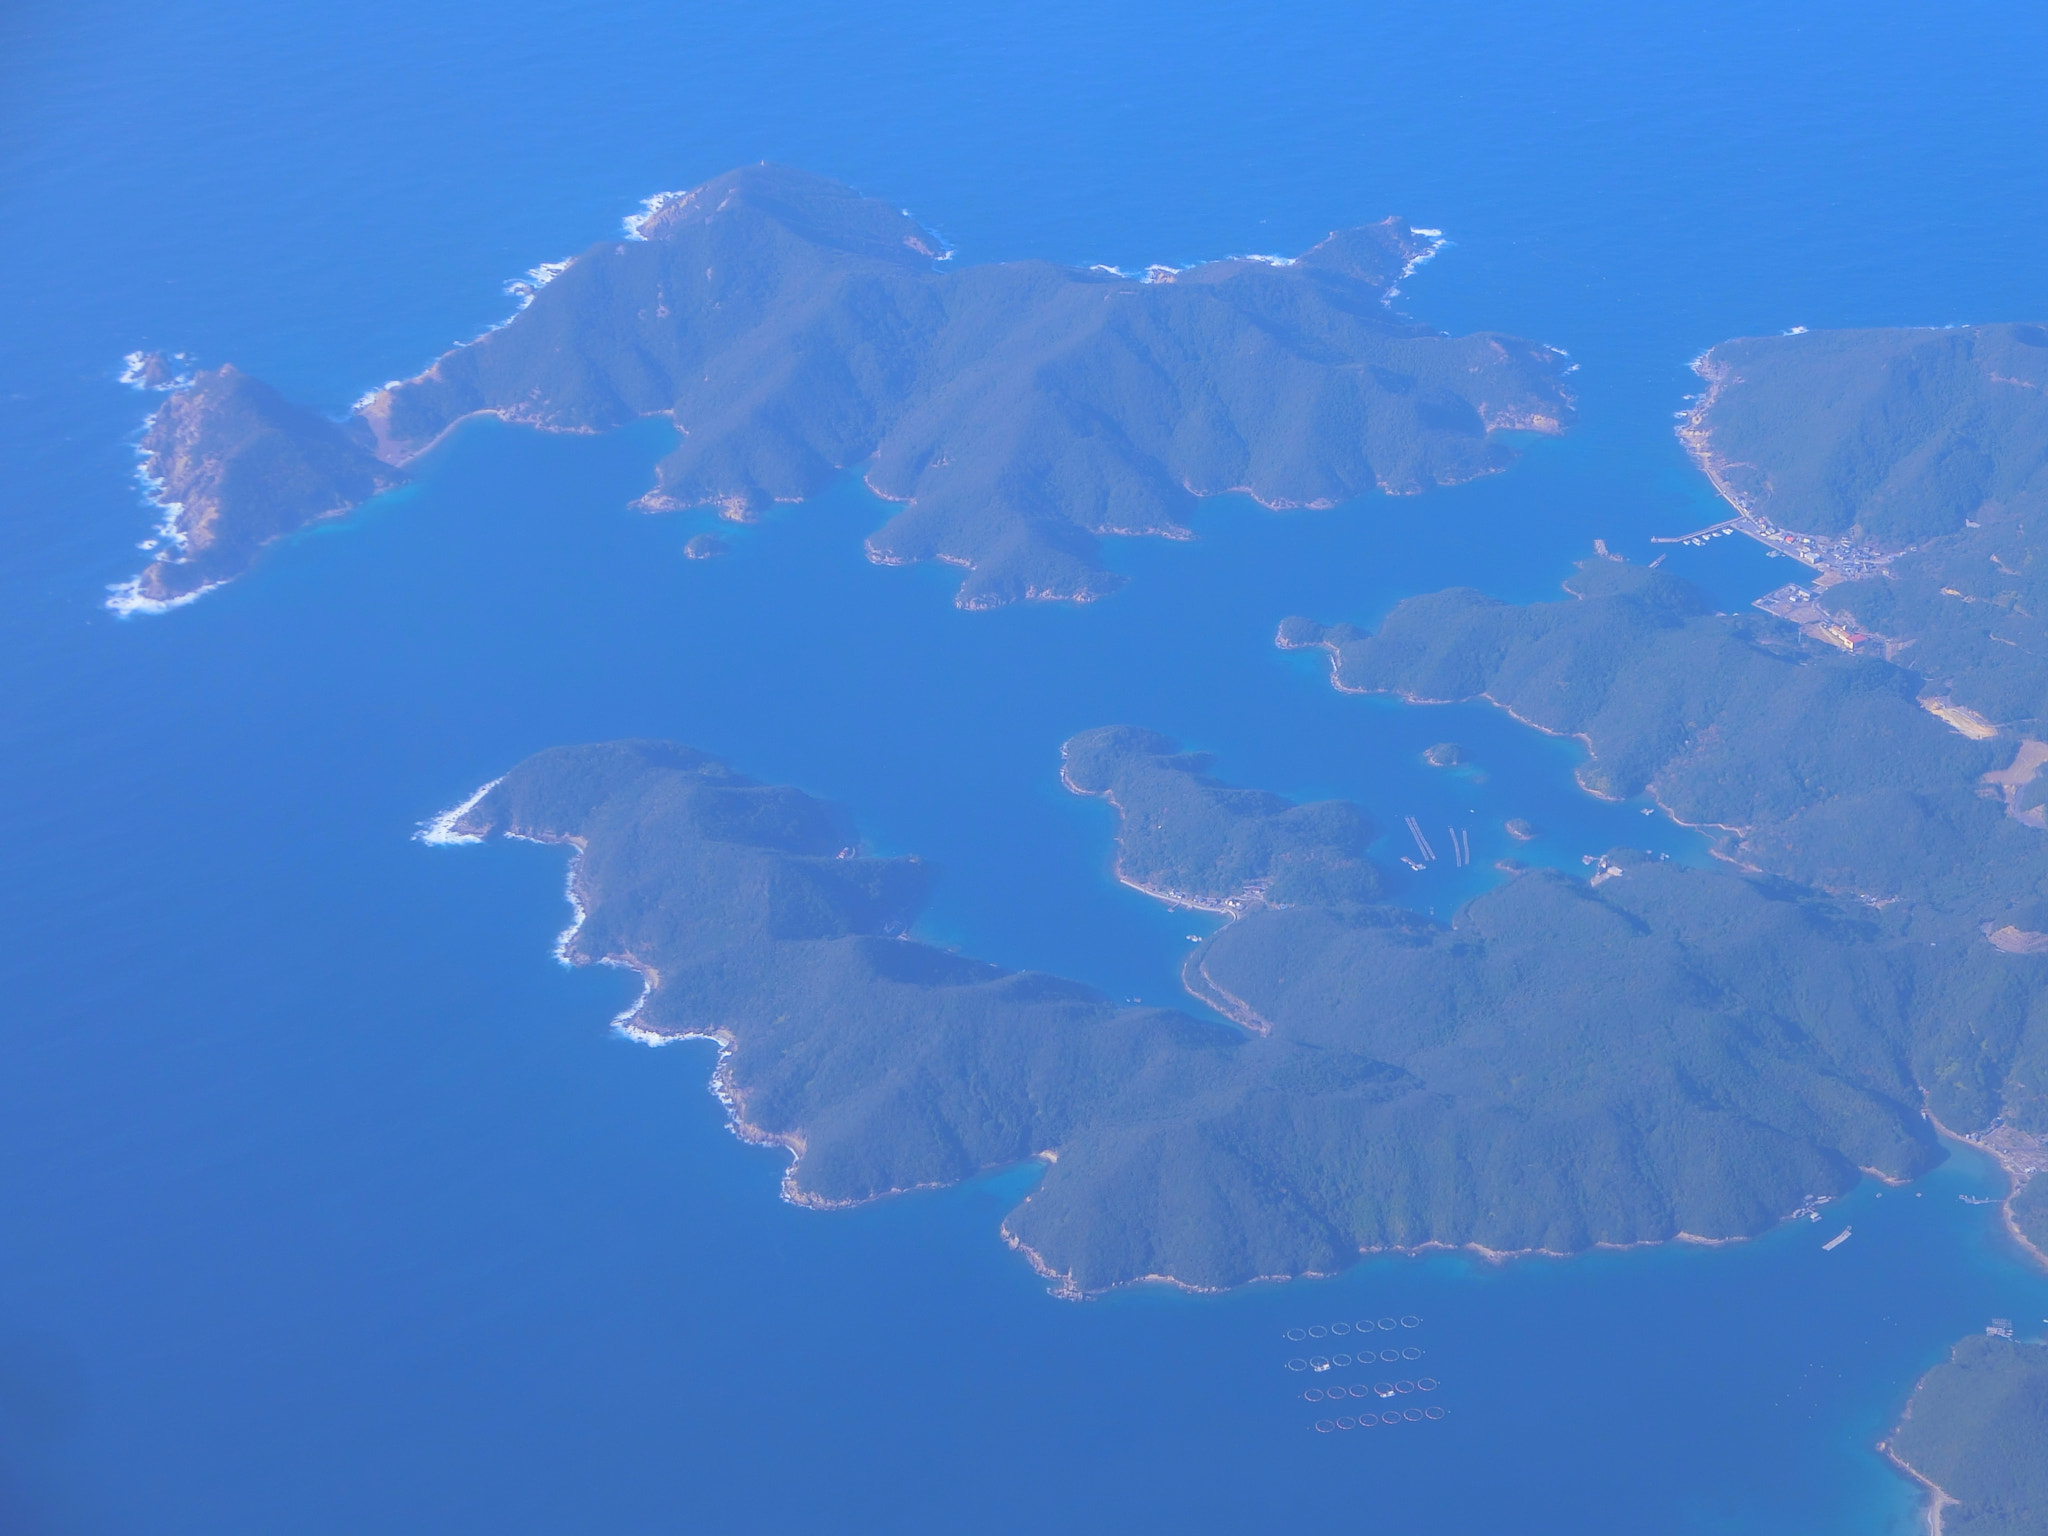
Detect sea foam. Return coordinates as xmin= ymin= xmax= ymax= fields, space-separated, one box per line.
xmin=622 ymin=188 xmax=693 ymax=240
xmin=118 ymin=350 xmax=195 ymax=392
xmin=104 ymin=427 xmax=203 ymax=615
xmin=500 ymin=258 xmax=574 ymax=313
xmin=436 ymin=804 xmax=672 ymax=1045
xmin=415 ymin=777 xmax=504 ymax=846
xmin=105 ymin=574 xmax=216 ymax=617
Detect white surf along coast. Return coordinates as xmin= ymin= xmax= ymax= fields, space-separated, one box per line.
xmin=418 ymin=777 xmax=667 ymax=1045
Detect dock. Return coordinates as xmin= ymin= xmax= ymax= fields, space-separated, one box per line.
xmin=1651 ymin=511 xmax=1898 ymax=584
xmin=1649 ymin=518 xmax=1742 ymax=546
xmin=1404 ymin=817 xmax=1437 ymax=863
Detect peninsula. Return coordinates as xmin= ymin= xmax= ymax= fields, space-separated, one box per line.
xmin=113 ymin=364 xmax=408 ymax=611
xmin=430 ymin=732 xmax=2040 ymax=1293
xmin=1281 ymin=321 xmax=2048 ymax=1258
xmin=1886 ymin=1330 xmax=2048 ymax=1536
xmin=116 ymin=164 xmax=1573 ymax=611
xmin=1679 ymin=323 xmax=2048 ymax=744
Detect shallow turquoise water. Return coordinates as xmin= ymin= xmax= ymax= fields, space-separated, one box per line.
xmin=3 ymin=2 xmax=2047 ymax=1530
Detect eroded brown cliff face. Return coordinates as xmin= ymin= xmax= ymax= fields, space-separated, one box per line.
xmin=116 ymin=364 xmax=407 ymax=610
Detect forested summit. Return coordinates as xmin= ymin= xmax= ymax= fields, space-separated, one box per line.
xmin=430 ymin=731 xmax=2039 ymax=1294
xmin=118 ymin=164 xmax=1573 ymax=610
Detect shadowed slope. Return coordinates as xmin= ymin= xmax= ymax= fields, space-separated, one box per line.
xmin=433 ymin=733 xmax=2033 ymax=1294
xmin=120 ymin=165 xmax=1573 ymax=609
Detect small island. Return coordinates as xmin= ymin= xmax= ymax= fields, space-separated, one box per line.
xmin=682 ymin=532 xmax=729 ymax=561
xmin=1886 ymin=1330 xmax=2048 ymax=1536
xmin=115 ymin=163 xmax=1574 ymax=612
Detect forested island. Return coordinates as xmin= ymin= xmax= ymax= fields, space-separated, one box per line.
xmin=1282 ymin=559 xmax=2048 ymax=1250
xmin=114 ymin=163 xmax=1573 ymax=611
xmin=1278 ymin=319 xmax=2048 ymax=1261
xmin=1887 ymin=1331 xmax=2048 ymax=1536
xmin=430 ymin=731 xmax=2042 ymax=1294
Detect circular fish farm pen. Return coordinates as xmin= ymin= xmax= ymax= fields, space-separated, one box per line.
xmin=1311 ymin=1401 xmax=1451 ymax=1430
xmin=1292 ymin=1314 xmax=1442 ymax=1427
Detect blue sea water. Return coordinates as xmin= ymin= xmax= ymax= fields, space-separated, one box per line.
xmin=5 ymin=2 xmax=2048 ymax=1530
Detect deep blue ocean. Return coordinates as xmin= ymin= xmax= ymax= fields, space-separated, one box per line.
xmin=5 ymin=3 xmax=2048 ymax=1531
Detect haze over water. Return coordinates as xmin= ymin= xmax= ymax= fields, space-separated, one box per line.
xmin=3 ymin=2 xmax=2047 ymax=1531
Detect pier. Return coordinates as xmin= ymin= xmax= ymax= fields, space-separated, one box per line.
xmin=1651 ymin=511 xmax=1898 ymax=584
xmin=1649 ymin=517 xmax=1742 ymax=546
xmin=1405 ymin=817 xmax=1437 ymax=863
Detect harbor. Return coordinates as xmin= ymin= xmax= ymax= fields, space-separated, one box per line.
xmin=1650 ymin=512 xmax=1899 ymax=586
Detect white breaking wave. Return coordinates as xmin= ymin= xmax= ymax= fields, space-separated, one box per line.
xmin=128 ymin=436 xmax=189 ymax=555
xmin=500 ymin=257 xmax=575 ymax=313
xmin=1393 ymin=230 xmax=1450 ymax=289
xmin=415 ymin=776 xmax=504 ymax=845
xmin=349 ymin=379 xmax=406 ymax=413
xmin=601 ymin=958 xmax=670 ymax=1043
xmin=623 ymin=188 xmax=694 ymax=239
xmin=105 ymin=428 xmax=204 ymax=616
xmin=552 ymin=866 xmax=587 ymax=965
xmin=118 ymin=350 xmax=195 ymax=391
xmin=105 ymin=574 xmax=215 ymax=617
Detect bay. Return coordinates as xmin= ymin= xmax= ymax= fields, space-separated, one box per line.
xmin=3 ymin=1 xmax=2046 ymax=1530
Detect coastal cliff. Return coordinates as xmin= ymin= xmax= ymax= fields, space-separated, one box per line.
xmin=115 ymin=365 xmax=407 ymax=611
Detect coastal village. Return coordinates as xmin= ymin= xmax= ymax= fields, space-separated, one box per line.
xmin=1651 ymin=513 xmax=1913 ymax=657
